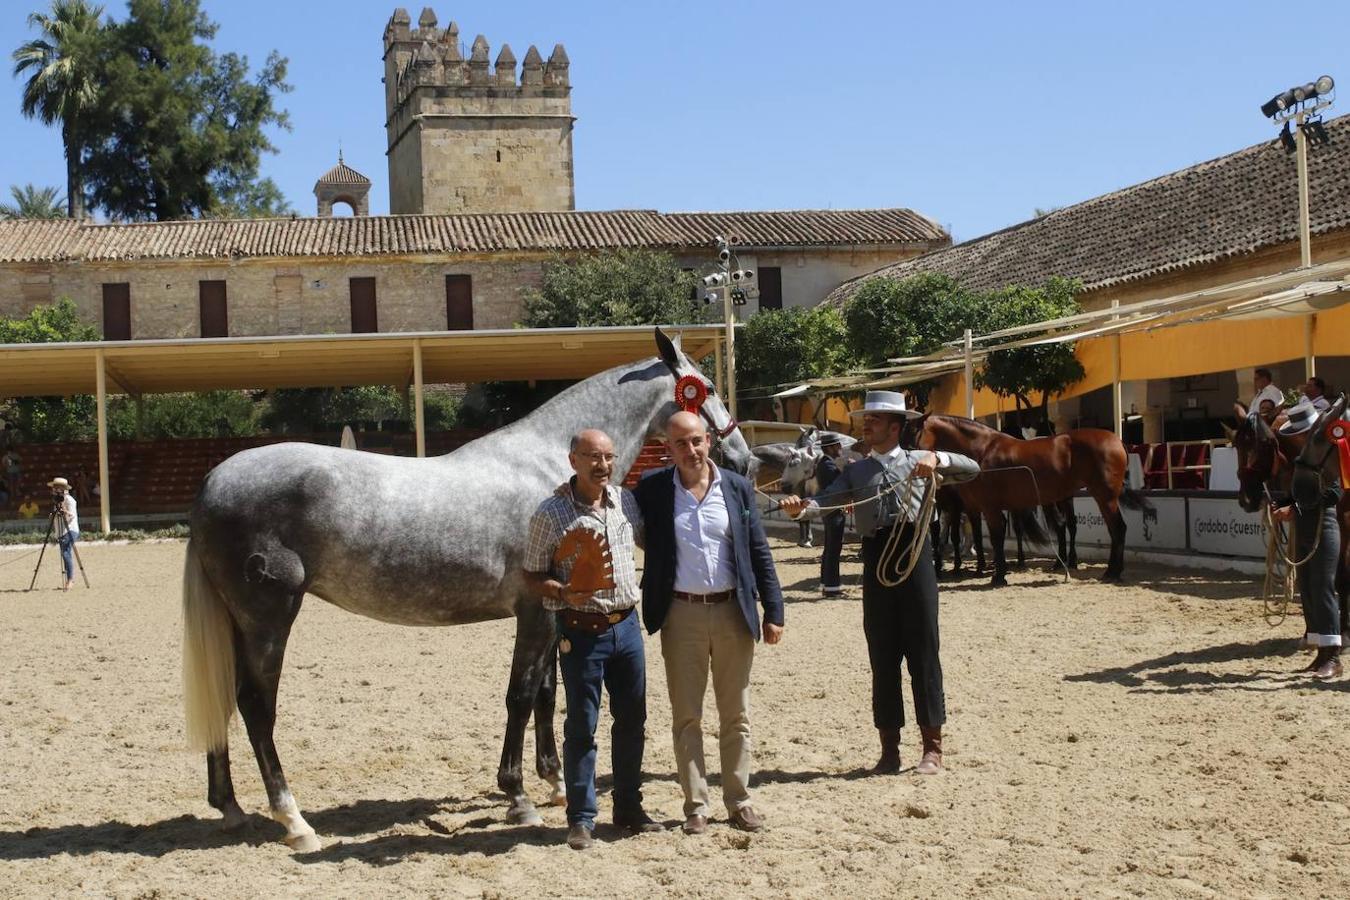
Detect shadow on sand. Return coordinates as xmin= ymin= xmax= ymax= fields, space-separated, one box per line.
xmin=1066 ymin=637 xmax=1349 ymax=694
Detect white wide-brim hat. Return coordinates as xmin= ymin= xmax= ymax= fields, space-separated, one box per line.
xmin=48 ymin=477 xmax=71 ymax=490
xmin=1279 ymin=400 xmax=1317 ymax=435
xmin=849 ymin=390 xmax=921 ymax=419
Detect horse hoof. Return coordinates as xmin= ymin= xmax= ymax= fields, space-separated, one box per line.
xmin=1100 ymin=572 xmax=1122 ymax=583
xmin=507 ymin=801 xmax=544 ymax=826
xmin=286 ymin=831 xmax=322 ymax=853
xmin=990 ymin=577 xmax=1008 ymax=588
xmin=220 ymin=804 xmax=248 ymax=833
xmin=546 ymin=783 xmax=566 ymax=807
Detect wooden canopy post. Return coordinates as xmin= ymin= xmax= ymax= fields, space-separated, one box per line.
xmin=412 ymin=339 xmax=426 ymax=458
xmin=95 ymin=349 xmax=111 ymax=533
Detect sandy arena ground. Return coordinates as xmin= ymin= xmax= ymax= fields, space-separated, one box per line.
xmin=2 ymin=536 xmax=1348 ymax=898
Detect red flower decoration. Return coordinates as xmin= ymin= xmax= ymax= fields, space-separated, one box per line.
xmin=675 ymin=375 xmax=707 ymax=413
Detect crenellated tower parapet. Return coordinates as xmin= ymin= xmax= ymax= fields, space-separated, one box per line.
xmin=383 ymin=8 xmax=575 ymax=214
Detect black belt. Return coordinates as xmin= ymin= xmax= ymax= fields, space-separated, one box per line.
xmin=559 ymin=606 xmax=634 ymax=634
xmin=674 ymin=589 xmax=733 ymax=604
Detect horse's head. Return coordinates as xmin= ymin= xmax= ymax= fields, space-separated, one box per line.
xmin=653 ymin=328 xmax=753 ymax=475
xmin=1291 ymin=393 xmax=1349 ymax=507
xmin=779 ymin=445 xmax=819 ymax=494
xmin=901 ymin=413 xmax=933 ymax=451
xmin=1227 ymin=401 xmax=1280 ymax=513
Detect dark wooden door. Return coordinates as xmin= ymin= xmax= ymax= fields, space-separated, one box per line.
xmin=445 ymin=274 xmax=473 ymax=330
xmin=102 ymin=283 xmax=131 ymax=340
xmin=349 ymin=277 xmax=378 ymax=333
xmin=757 ymin=266 xmax=783 ymax=310
xmin=199 ymin=280 xmax=228 ymax=337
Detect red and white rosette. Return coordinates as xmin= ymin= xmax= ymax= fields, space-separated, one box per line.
xmin=1327 ymin=418 xmax=1350 ymax=489
xmin=675 ymin=375 xmax=707 ymax=413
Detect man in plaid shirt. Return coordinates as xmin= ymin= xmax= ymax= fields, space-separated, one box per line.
xmin=523 ymin=428 xmax=658 ymax=850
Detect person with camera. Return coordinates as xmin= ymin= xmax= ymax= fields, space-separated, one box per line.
xmin=48 ymin=477 xmax=79 ymax=591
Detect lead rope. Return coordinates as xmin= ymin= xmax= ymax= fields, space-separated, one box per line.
xmin=1260 ymin=494 xmax=1324 ymax=627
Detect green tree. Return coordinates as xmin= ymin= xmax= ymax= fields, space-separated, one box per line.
xmin=522 ymin=249 xmax=709 ymax=328
xmin=736 ymin=305 xmax=851 ymax=392
xmin=11 ymin=0 xmax=105 ymax=219
xmin=107 ymin=390 xmax=258 ymax=439
xmin=0 ymin=183 xmax=66 ymax=219
xmin=974 ymin=277 xmax=1086 ymax=420
xmin=0 ymin=298 xmax=100 ymax=442
xmin=842 ymin=273 xmax=987 ymax=407
xmin=80 ymin=0 xmax=291 ymax=221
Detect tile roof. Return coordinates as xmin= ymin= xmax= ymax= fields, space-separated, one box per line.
xmin=0 ymin=208 xmax=945 ymax=263
xmin=823 ymin=114 xmax=1350 ymax=307
xmin=315 ymin=158 xmax=371 ymax=186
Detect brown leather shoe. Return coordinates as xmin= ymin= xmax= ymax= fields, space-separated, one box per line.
xmin=681 ymin=814 xmax=708 ymax=835
xmin=870 ymin=728 xmax=902 ymax=775
xmin=729 ymin=806 xmax=765 ymax=833
xmin=566 ymin=823 xmax=594 ymax=850
xmin=915 ymin=725 xmax=943 ymax=775
xmin=1313 ymin=651 xmax=1343 ymax=681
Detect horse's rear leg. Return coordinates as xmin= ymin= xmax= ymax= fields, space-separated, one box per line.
xmin=971 ymin=512 xmax=986 ymax=573
xmin=497 ymin=598 xmax=557 ymax=825
xmin=533 ymin=651 xmax=564 ymax=806
xmin=207 ymin=748 xmax=247 ymax=831
xmin=1098 ymin=496 xmax=1126 ymax=582
xmin=233 ymin=606 xmax=319 ymax=853
xmin=1061 ymin=499 xmax=1079 ymax=568
xmin=986 ymin=511 xmax=1009 ymax=587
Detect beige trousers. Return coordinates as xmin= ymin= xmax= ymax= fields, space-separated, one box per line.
xmin=660 ymin=597 xmax=756 ymax=817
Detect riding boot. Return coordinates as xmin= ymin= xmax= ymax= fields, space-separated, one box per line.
xmin=915 ymin=725 xmax=943 ymax=775
xmin=1312 ymin=647 xmax=1343 ymax=681
xmin=870 ymin=728 xmax=901 ymax=775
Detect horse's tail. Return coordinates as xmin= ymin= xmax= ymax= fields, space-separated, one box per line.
xmin=182 ymin=538 xmax=236 ymax=753
xmin=1011 ymin=508 xmax=1053 ymax=547
xmin=1119 ymin=488 xmax=1154 ymax=513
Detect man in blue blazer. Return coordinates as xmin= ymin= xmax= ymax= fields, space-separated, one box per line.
xmin=633 ymin=410 xmax=784 ymax=836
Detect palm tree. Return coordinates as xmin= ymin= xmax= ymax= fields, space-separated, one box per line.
xmin=0 ymin=183 xmax=67 ymax=219
xmin=11 ymin=0 xmax=105 ymax=220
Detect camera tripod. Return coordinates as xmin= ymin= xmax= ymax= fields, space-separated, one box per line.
xmin=27 ymin=503 xmax=90 ymax=591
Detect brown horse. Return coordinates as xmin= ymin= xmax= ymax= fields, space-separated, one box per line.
xmin=905 ymin=415 xmax=1147 ymax=586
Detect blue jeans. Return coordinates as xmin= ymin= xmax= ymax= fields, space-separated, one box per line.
xmin=558 ymin=610 xmax=647 ymax=828
xmin=58 ymin=531 xmax=77 ymax=581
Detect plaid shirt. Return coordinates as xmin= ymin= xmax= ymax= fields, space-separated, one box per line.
xmin=524 ymin=481 xmax=642 ymax=614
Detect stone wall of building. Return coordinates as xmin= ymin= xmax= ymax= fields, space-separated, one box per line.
xmin=0 ymin=256 xmax=546 ymax=339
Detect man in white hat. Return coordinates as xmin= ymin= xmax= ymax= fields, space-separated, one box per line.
xmin=780 ymin=391 xmax=979 ymax=774
xmin=1270 ymin=400 xmax=1344 ymax=679
xmin=48 ymin=476 xmax=79 ymax=591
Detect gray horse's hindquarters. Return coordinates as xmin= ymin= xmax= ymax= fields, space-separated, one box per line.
xmin=193 ymin=442 xmax=559 ymax=626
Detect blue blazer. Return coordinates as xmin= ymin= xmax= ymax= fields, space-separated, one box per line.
xmin=633 ymin=465 xmax=785 ymax=640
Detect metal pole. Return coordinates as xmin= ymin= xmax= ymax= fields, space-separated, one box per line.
xmin=1295 ymin=111 xmax=1316 ymax=377
xmin=95 ymin=349 xmax=111 ymax=533
xmin=1295 ymin=111 xmax=1312 ymax=268
xmin=713 ymin=337 xmax=724 ymax=398
xmin=723 ymin=263 xmax=738 ymax=419
xmin=1111 ymin=300 xmax=1123 ymax=439
xmin=412 ymin=339 xmax=426 ymax=459
xmin=963 ymin=328 xmax=974 ymax=418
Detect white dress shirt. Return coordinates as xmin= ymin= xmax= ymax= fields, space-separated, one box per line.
xmin=673 ymin=464 xmax=737 ymax=593
xmin=1251 ymin=383 xmax=1284 ymax=412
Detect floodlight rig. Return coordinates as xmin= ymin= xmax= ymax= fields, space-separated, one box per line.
xmin=702 ymin=235 xmax=757 ymax=417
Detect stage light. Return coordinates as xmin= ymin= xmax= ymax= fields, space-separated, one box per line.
xmin=703 ymin=272 xmax=726 ymax=287
xmin=1279 ymin=121 xmax=1297 ymax=153
xmin=1303 ymin=117 xmax=1330 ymax=146
xmin=1314 ymin=74 xmax=1334 ymax=95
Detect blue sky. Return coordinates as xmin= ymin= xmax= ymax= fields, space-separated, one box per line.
xmin=2 ymin=0 xmax=1346 ymax=242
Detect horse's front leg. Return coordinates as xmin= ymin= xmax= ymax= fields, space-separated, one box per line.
xmin=497 ymin=598 xmax=556 ymax=825
xmin=1062 ymin=499 xmax=1079 ymax=569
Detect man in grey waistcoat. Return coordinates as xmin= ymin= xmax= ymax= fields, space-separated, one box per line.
xmin=781 ymin=391 xmax=979 ymax=775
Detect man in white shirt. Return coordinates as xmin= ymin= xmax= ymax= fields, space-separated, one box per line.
xmin=1300 ymin=376 xmax=1331 ymax=412
xmin=49 ymin=476 xmax=79 ymax=591
xmin=1251 ymin=368 xmax=1285 ymax=417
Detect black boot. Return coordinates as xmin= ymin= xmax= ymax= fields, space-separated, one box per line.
xmin=870 ymin=728 xmax=901 ymax=775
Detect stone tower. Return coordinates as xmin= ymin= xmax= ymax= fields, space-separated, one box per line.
xmin=313 ymin=153 xmax=372 ymax=216
xmin=382 ymin=8 xmax=576 ymax=215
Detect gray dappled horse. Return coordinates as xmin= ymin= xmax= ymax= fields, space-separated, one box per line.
xmin=181 ymin=329 xmax=750 ymax=852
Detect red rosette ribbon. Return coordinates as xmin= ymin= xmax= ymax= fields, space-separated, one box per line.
xmin=1326 ymin=419 xmax=1350 ymax=489
xmin=675 ymin=375 xmax=707 ymax=413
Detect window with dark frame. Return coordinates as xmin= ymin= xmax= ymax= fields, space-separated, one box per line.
xmin=199 ymin=280 xmax=228 ymax=338
xmin=101 ymin=282 xmax=131 ymax=340
xmin=349 ymin=277 xmax=378 ymax=333
xmin=445 ymin=274 xmax=473 ymax=330
xmin=757 ymin=266 xmax=783 ymax=310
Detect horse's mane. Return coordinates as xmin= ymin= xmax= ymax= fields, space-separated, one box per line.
xmin=927 ymin=414 xmax=1002 ymax=438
